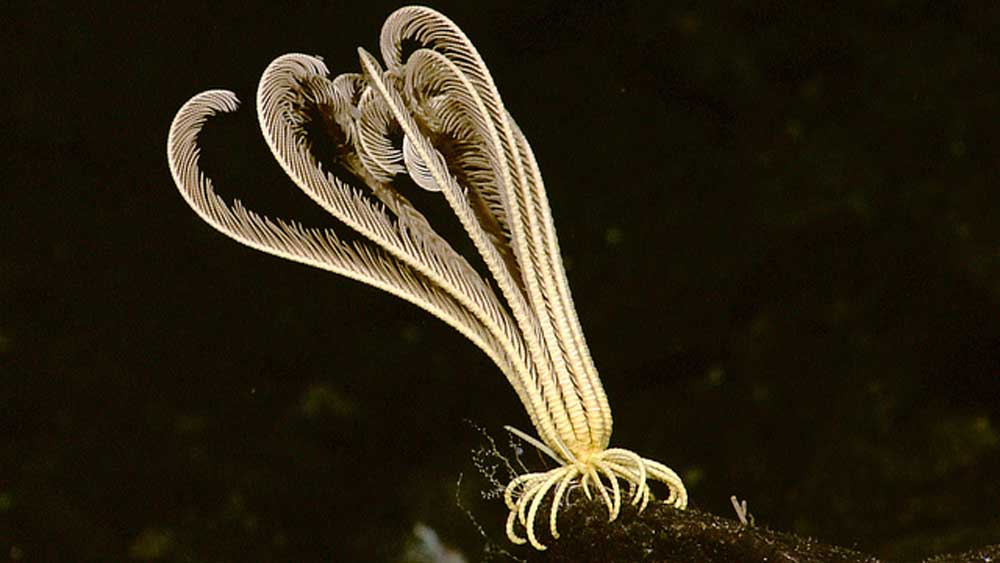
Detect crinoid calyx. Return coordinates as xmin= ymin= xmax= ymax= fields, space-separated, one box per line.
xmin=166 ymin=5 xmax=687 ymax=550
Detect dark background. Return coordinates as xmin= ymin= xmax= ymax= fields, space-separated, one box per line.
xmin=4 ymin=1 xmax=998 ymax=561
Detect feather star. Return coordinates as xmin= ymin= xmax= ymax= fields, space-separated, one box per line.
xmin=166 ymin=5 xmax=687 ymax=550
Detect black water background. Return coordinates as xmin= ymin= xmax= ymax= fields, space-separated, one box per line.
xmin=3 ymin=1 xmax=998 ymax=560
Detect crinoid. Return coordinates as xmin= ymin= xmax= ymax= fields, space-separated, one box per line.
xmin=167 ymin=5 xmax=687 ymax=551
